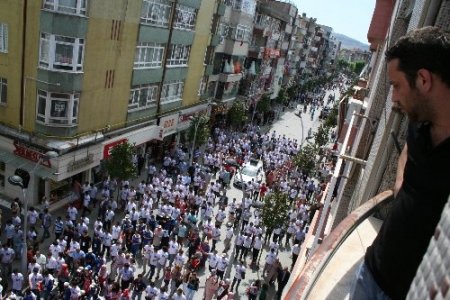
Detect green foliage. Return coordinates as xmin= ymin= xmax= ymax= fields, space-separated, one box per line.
xmin=323 ymin=105 xmax=338 ymax=129
xmin=314 ymin=124 xmax=330 ymax=148
xmin=286 ymin=85 xmax=297 ymax=99
xmin=293 ymin=143 xmax=319 ymax=175
xmin=256 ymin=94 xmax=271 ymax=113
xmin=261 ymin=191 xmax=291 ymax=230
xmin=228 ymin=100 xmax=247 ymax=128
xmin=188 ymin=115 xmax=211 ymax=148
xmin=276 ymin=88 xmax=288 ymax=105
xmin=351 ymin=61 xmax=365 ymax=75
xmin=104 ymin=141 xmax=137 ymax=181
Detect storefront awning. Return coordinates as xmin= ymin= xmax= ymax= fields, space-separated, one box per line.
xmin=0 ymin=151 xmax=57 ymax=179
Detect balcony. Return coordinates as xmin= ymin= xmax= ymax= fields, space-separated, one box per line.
xmin=219 ymin=72 xmax=243 ymax=83
xmin=284 ymin=191 xmax=394 ymax=299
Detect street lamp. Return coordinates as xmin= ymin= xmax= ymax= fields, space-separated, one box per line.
xmin=7 ymin=150 xmax=58 ymax=275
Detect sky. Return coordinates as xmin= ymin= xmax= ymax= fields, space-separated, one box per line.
xmin=293 ymin=0 xmax=376 ymax=43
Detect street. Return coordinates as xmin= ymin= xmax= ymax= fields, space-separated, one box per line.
xmin=0 ymin=87 xmax=341 ymax=300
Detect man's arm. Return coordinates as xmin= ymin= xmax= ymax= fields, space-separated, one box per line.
xmin=394 ymin=144 xmax=408 ymax=197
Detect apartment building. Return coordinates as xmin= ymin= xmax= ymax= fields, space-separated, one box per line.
xmin=0 ymin=0 xmax=216 ymax=208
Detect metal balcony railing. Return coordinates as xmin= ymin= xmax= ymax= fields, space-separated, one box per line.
xmin=284 ymin=190 xmax=394 ymax=299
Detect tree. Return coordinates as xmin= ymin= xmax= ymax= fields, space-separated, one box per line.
xmin=187 ymin=115 xmax=211 ymax=148
xmin=323 ymin=105 xmax=338 ymax=129
xmin=261 ymin=191 xmax=291 ymax=231
xmin=275 ymin=88 xmax=288 ymax=105
xmin=293 ymin=143 xmax=319 ymax=176
xmin=351 ymin=61 xmax=365 ymax=75
xmin=314 ymin=124 xmax=330 ymax=148
xmin=227 ymin=100 xmax=247 ymax=128
xmin=104 ymin=141 xmax=137 ymax=182
xmin=256 ymin=94 xmax=271 ymax=113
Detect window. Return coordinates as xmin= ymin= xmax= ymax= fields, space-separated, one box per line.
xmin=174 ymin=5 xmax=197 ymax=31
xmin=0 ymin=77 xmax=6 ymax=105
xmin=217 ymin=23 xmax=229 ymax=43
xmin=233 ymin=0 xmax=256 ymax=15
xmin=166 ymin=44 xmax=190 ymax=66
xmin=235 ymin=25 xmax=251 ymax=42
xmin=161 ymin=80 xmax=184 ymax=104
xmin=37 ymin=90 xmax=79 ymax=126
xmin=198 ymin=76 xmax=208 ymax=96
xmin=0 ymin=23 xmax=7 ymax=53
xmin=43 ymin=0 xmax=87 ymax=16
xmin=134 ymin=42 xmax=165 ymax=69
xmin=39 ymin=33 xmax=85 ymax=72
xmin=128 ymin=84 xmax=158 ymax=111
xmin=141 ymin=0 xmax=172 ymax=27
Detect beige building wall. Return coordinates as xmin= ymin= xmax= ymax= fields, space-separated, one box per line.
xmin=78 ymin=0 xmax=141 ymax=133
xmin=182 ymin=0 xmax=216 ymax=107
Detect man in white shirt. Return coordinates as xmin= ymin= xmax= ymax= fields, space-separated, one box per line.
xmin=119 ymin=262 xmax=135 ymax=290
xmin=208 ymin=250 xmax=219 ymax=273
xmin=28 ymin=267 xmax=43 ymax=298
xmin=168 ymin=238 xmax=179 ymax=266
xmin=216 ymin=254 xmax=228 ymax=279
xmin=231 ymin=261 xmax=246 ymax=292
xmin=145 ymin=280 xmax=160 ymax=299
xmin=252 ymin=235 xmax=263 ymax=264
xmin=11 ymin=269 xmax=24 ymax=296
xmin=291 ymin=243 xmax=301 ymax=269
xmin=262 ymin=248 xmax=278 ymax=277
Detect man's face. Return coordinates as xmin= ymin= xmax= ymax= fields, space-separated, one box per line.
xmin=388 ymin=59 xmax=431 ymax=122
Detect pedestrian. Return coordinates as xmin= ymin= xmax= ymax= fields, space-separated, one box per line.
xmin=231 ymin=260 xmax=246 ymax=292
xmin=352 ymin=27 xmax=450 ymax=300
xmin=185 ymin=272 xmax=199 ymax=300
xmin=204 ymin=269 xmax=219 ymax=300
xmin=276 ymin=266 xmax=290 ymax=299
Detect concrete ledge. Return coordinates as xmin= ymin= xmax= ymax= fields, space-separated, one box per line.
xmin=283 ymin=190 xmax=394 ymax=299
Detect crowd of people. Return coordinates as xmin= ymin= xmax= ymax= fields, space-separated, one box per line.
xmin=0 ymin=92 xmax=339 ymax=300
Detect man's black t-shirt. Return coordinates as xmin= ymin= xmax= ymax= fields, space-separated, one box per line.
xmin=365 ymin=122 xmax=450 ymax=299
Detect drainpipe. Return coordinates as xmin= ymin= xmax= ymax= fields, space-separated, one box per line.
xmin=19 ymin=0 xmax=29 ymax=130
xmin=156 ymin=0 xmax=178 ymax=117
xmin=310 ymin=111 xmax=357 ymax=254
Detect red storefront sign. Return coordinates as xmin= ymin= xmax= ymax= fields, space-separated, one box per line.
xmin=13 ymin=141 xmax=51 ymax=167
xmin=103 ymin=139 xmax=128 ymax=159
xmin=264 ymin=48 xmax=281 ymax=58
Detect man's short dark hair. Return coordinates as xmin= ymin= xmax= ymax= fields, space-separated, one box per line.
xmin=385 ymin=26 xmax=450 ymax=88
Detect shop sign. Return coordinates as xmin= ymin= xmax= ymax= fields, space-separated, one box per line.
xmin=177 ymin=105 xmax=210 ymax=131
xmin=103 ymin=139 xmax=128 ymax=159
xmin=264 ymin=48 xmax=280 ymax=58
xmin=67 ymin=154 xmax=94 ymax=172
xmin=13 ymin=141 xmax=51 ymax=167
xmin=160 ymin=114 xmax=179 ymax=137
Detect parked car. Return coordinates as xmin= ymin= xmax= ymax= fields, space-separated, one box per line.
xmin=233 ymin=159 xmax=264 ymax=189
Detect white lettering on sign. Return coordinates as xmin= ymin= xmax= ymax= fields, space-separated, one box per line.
xmin=164 ymin=119 xmax=175 ymax=128
xmin=159 ymin=114 xmax=179 ymax=137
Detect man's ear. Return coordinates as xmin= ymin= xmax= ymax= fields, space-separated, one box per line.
xmin=416 ymin=68 xmax=433 ymax=92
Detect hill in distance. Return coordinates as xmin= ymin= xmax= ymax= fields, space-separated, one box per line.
xmin=334 ymin=32 xmax=369 ymax=51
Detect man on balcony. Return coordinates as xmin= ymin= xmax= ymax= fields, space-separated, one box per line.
xmin=352 ymin=27 xmax=450 ymax=300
